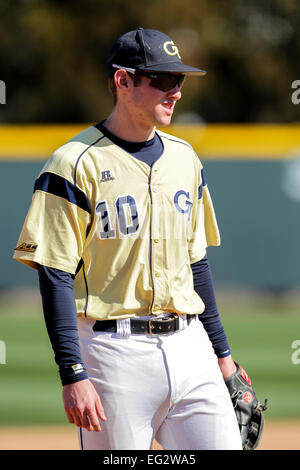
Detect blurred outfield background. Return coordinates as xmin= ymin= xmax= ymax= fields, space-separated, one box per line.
xmin=0 ymin=0 xmax=300 ymax=449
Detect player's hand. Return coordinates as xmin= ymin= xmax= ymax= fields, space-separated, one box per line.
xmin=62 ymin=379 xmax=106 ymax=432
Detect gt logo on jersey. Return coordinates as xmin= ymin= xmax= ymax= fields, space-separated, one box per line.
xmin=15 ymin=242 xmax=38 ymax=252
xmin=163 ymin=41 xmax=181 ymax=59
xmin=174 ymin=190 xmax=193 ymax=221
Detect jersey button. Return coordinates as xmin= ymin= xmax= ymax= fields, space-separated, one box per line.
xmin=153 ymin=239 xmax=159 ymax=244
xmin=154 ymin=272 xmax=160 ymax=278
xmin=152 ymin=186 xmax=158 ymax=192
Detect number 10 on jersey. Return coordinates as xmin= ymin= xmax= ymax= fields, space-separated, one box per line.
xmin=96 ymin=196 xmax=139 ymax=239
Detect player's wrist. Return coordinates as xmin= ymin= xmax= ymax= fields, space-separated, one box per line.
xmin=61 ymin=376 xmax=89 ymax=387
xmin=217 ymin=354 xmax=237 ymax=380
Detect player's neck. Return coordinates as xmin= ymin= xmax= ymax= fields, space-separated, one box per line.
xmin=104 ymin=108 xmax=156 ymax=143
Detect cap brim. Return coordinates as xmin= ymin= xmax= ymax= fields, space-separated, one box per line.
xmin=138 ymin=62 xmax=206 ymax=76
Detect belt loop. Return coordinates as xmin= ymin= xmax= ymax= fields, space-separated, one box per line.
xmin=116 ymin=318 xmax=131 ymax=338
xmin=178 ymin=315 xmax=188 ymax=330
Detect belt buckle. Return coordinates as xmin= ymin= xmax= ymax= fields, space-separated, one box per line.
xmin=147 ymin=314 xmax=178 ymax=336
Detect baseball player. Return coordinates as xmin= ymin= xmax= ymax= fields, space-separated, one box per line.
xmin=13 ymin=28 xmax=244 ymax=450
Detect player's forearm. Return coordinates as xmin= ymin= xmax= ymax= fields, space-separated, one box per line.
xmin=38 ymin=264 xmax=88 ymax=386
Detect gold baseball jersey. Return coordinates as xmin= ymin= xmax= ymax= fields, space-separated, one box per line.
xmin=14 ymin=125 xmax=220 ymax=320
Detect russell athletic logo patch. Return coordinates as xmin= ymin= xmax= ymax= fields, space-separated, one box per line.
xmin=15 ymin=242 xmax=38 ymax=253
xmin=100 ymin=170 xmax=115 ymax=183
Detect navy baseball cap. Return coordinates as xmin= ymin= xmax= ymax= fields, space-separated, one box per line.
xmin=106 ymin=28 xmax=206 ymax=77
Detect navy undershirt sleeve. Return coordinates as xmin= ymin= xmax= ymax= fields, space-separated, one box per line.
xmin=38 ymin=265 xmax=88 ymax=386
xmin=191 ymin=255 xmax=231 ymax=358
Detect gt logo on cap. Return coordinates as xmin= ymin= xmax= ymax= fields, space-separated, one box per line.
xmin=163 ymin=41 xmax=181 ymax=59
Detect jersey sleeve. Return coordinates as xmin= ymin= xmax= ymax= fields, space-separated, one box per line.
xmin=13 ymin=152 xmax=92 ymax=274
xmin=188 ymin=165 xmax=221 ymax=264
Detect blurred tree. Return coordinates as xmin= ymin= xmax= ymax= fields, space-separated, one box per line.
xmin=0 ymin=0 xmax=299 ymax=123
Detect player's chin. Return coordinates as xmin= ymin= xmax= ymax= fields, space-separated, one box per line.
xmin=155 ymin=108 xmax=174 ymax=127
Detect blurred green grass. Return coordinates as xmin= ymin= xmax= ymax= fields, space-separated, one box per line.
xmin=0 ymin=296 xmax=299 ymax=427
xmin=0 ymin=301 xmax=66 ymax=426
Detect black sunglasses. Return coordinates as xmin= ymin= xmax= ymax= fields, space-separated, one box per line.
xmin=136 ymin=72 xmax=185 ymax=92
xmin=111 ymin=64 xmax=185 ymax=93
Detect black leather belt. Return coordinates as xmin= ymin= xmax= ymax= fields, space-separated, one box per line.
xmin=92 ymin=314 xmax=195 ymax=336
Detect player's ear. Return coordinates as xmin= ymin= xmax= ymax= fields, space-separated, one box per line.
xmin=114 ymin=69 xmax=130 ymax=91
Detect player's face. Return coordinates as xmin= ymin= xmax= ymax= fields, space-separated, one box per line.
xmin=129 ymin=73 xmax=183 ymax=129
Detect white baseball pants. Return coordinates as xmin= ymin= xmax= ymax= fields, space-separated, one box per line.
xmin=77 ymin=315 xmax=242 ymax=450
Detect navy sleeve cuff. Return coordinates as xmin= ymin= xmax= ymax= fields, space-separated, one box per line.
xmin=217 ymin=349 xmax=231 ymax=358
xmin=59 ymin=364 xmax=89 ymax=386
